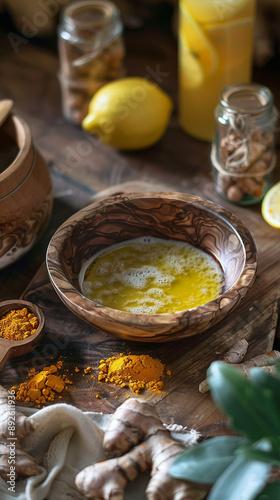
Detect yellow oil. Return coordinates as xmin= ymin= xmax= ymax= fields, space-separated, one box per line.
xmin=80 ymin=237 xmax=224 ymax=314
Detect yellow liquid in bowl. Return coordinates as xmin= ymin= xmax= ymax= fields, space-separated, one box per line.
xmin=80 ymin=237 xmax=224 ymax=314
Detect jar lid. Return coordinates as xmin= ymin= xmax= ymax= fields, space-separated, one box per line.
xmin=220 ymin=83 xmax=274 ymax=116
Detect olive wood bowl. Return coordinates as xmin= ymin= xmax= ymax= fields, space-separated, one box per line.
xmin=46 ymin=192 xmax=257 ymax=342
xmin=0 ymin=300 xmax=45 ymax=370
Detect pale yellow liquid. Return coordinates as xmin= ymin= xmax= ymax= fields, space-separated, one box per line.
xmin=80 ymin=237 xmax=224 ymax=314
xmin=179 ymin=0 xmax=256 ymax=141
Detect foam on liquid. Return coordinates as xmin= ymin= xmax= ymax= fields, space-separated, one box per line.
xmin=80 ymin=237 xmax=224 ymax=314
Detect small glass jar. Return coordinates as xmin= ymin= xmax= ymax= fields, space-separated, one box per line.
xmin=211 ymin=83 xmax=278 ymax=205
xmin=58 ymin=0 xmax=125 ymax=124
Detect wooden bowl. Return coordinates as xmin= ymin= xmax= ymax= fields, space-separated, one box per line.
xmin=46 ymin=192 xmax=257 ymax=342
xmin=0 ymin=300 xmax=45 ymax=371
xmin=0 ymin=113 xmax=53 ymax=270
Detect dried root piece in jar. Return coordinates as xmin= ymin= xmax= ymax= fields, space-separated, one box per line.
xmin=215 ymin=172 xmax=232 ymax=194
xmin=226 ymin=184 xmax=244 ymax=203
xmin=247 ymin=159 xmax=267 ymax=174
xmin=236 ymin=177 xmax=264 ymax=199
xmin=219 ymin=126 xmax=274 ymax=175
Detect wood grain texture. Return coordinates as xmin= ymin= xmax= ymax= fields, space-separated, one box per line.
xmin=46 ymin=192 xmax=257 ymax=341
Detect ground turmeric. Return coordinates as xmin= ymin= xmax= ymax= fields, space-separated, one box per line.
xmin=98 ymin=354 xmax=168 ymax=393
xmin=10 ymin=361 xmax=72 ymax=408
xmin=0 ymin=307 xmax=38 ymax=340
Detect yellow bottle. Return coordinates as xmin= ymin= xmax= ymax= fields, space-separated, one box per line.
xmin=178 ymin=0 xmax=256 ymax=141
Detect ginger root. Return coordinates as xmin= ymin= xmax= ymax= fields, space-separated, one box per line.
xmin=222 ymin=339 xmax=249 ymax=364
xmin=75 ymin=399 xmax=207 ymax=500
xmin=0 ymin=385 xmax=38 ymax=480
xmin=199 ymin=349 xmax=280 ymax=394
xmin=199 ymin=339 xmax=248 ymax=393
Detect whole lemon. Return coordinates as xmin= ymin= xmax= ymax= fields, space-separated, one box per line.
xmin=82 ymin=77 xmax=173 ymax=150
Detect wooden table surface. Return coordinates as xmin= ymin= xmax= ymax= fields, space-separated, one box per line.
xmin=0 ymin=20 xmax=280 ymax=435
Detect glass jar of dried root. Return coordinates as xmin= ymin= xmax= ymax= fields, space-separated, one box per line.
xmin=58 ymin=0 xmax=125 ymax=124
xmin=211 ymin=83 xmax=278 ymax=205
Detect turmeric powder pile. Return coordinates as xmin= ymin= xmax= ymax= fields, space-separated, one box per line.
xmin=98 ymin=354 xmax=170 ymax=393
xmin=0 ymin=307 xmax=38 ymax=340
xmin=10 ymin=360 xmax=72 ymax=408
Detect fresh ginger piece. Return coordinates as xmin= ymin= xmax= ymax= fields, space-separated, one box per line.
xmin=0 ymin=385 xmax=38 ymax=480
xmin=222 ymin=339 xmax=249 ymax=364
xmin=76 ymin=435 xmax=207 ymax=500
xmin=76 ymin=444 xmax=149 ymax=500
xmin=199 ymin=349 xmax=280 ymax=393
xmin=45 ymin=374 xmax=65 ymax=393
xmin=75 ymin=399 xmax=208 ymax=500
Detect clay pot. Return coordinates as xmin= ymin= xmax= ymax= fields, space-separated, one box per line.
xmin=0 ymin=113 xmax=53 ymax=270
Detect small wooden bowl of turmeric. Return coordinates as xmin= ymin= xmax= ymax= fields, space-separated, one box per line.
xmin=0 ymin=300 xmax=45 ymax=371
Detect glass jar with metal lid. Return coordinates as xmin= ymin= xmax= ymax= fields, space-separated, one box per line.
xmin=211 ymin=83 xmax=278 ymax=205
xmin=58 ymin=0 xmax=125 ymax=124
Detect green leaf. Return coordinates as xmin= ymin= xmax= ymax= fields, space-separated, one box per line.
xmin=208 ymin=362 xmax=280 ymax=440
xmin=237 ymin=438 xmax=280 ymax=466
xmin=208 ymin=455 xmax=271 ymax=500
xmin=250 ymin=365 xmax=280 ymax=392
xmin=255 ymin=481 xmax=280 ymax=500
xmin=168 ymin=436 xmax=246 ymax=484
xmin=249 ymin=367 xmax=280 ymax=420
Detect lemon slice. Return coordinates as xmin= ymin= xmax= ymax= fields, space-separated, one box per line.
xmin=179 ymin=3 xmax=218 ymax=80
xmin=204 ymin=17 xmax=254 ymax=70
xmin=261 ymin=181 xmax=280 ymax=228
xmin=179 ymin=39 xmax=204 ymax=88
xmin=182 ymin=0 xmax=251 ymax=24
